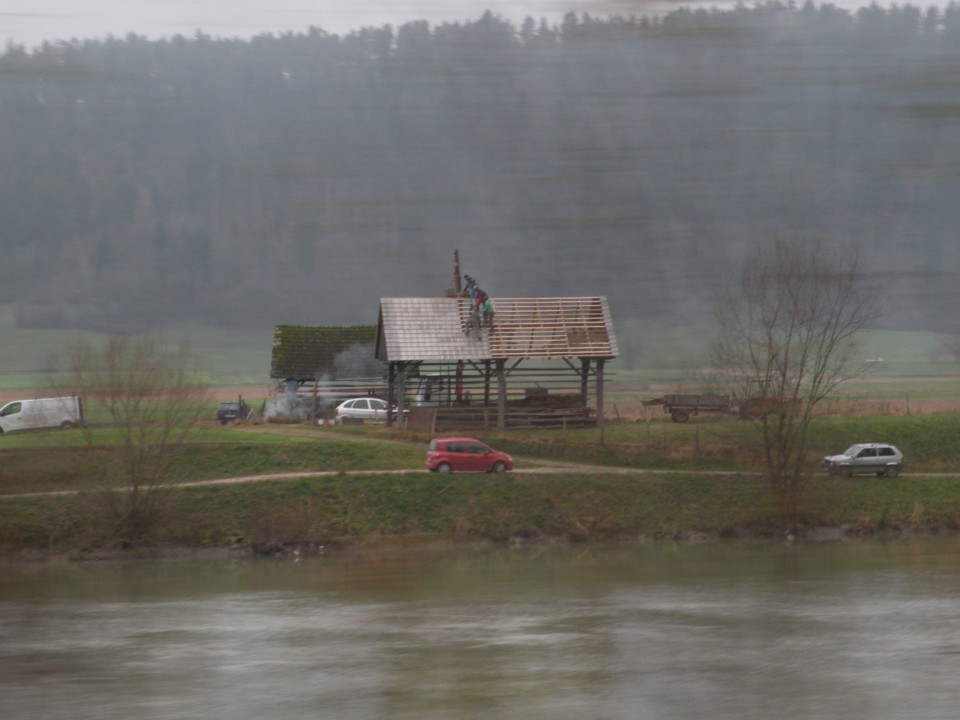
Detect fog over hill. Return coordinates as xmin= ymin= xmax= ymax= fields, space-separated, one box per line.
xmin=1 ymin=4 xmax=959 ymax=362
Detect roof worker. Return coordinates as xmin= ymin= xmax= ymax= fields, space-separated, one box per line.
xmin=482 ymin=293 xmax=494 ymax=328
xmin=463 ymin=275 xmax=481 ymax=336
xmin=474 ymin=285 xmax=494 ymax=329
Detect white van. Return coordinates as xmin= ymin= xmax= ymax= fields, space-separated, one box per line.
xmin=0 ymin=396 xmax=84 ymax=434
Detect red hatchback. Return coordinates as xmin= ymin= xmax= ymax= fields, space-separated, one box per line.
xmin=426 ymin=437 xmax=513 ymax=473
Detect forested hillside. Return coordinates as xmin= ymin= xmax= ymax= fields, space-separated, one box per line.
xmin=2 ymin=3 xmax=960 ymax=360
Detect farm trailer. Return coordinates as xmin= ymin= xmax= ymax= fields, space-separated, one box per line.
xmin=643 ymin=394 xmax=731 ymax=423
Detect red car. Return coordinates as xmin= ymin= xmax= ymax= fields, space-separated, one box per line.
xmin=426 ymin=437 xmax=513 ymax=473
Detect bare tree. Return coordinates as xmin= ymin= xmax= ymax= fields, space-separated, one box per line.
xmin=710 ymin=237 xmax=879 ymax=524
xmin=52 ymin=336 xmax=209 ymax=547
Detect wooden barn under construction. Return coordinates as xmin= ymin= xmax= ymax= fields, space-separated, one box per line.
xmin=376 ymin=295 xmax=619 ymax=432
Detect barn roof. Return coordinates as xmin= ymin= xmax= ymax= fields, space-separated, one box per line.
xmin=376 ymin=298 xmax=489 ymax=362
xmin=376 ymin=297 xmax=618 ymax=363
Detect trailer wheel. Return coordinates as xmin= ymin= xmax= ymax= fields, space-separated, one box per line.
xmin=671 ymin=410 xmax=689 ymax=423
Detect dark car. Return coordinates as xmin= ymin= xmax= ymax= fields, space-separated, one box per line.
xmin=216 ymin=401 xmax=244 ymax=425
xmin=426 ymin=437 xmax=513 ymax=473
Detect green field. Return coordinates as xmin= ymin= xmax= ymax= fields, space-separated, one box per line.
xmin=0 ymin=305 xmax=274 ymax=389
xmin=3 ymin=305 xmax=960 ymax=399
xmin=2 ymin=415 xmax=960 ymax=556
xmin=2 ymin=305 xmax=960 ymax=558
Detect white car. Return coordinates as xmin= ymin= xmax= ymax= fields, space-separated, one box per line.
xmin=822 ymin=443 xmax=904 ymax=478
xmin=333 ymin=397 xmax=396 ymax=425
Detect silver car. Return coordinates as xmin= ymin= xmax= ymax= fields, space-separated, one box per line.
xmin=333 ymin=397 xmax=397 ymax=425
xmin=822 ymin=443 xmax=904 ymax=478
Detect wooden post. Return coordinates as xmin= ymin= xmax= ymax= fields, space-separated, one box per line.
xmin=483 ymin=360 xmax=492 ymax=407
xmin=580 ymin=358 xmax=590 ymax=407
xmin=596 ymin=358 xmax=605 ymax=444
xmin=396 ymin=364 xmax=407 ymax=430
xmin=496 ymin=359 xmax=506 ymax=429
xmin=386 ymin=362 xmax=396 ymax=428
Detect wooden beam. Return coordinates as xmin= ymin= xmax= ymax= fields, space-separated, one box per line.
xmin=596 ymin=358 xmax=606 ymax=443
xmin=386 ymin=362 xmax=397 ymax=428
xmin=580 ymin=358 xmax=590 ymax=407
xmin=496 ymin=359 xmax=506 ymax=429
xmin=396 ymin=363 xmax=407 ymax=429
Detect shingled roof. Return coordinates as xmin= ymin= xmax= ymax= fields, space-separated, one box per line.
xmin=376 ymin=298 xmax=489 ymax=362
xmin=376 ymin=297 xmax=618 ymax=363
xmin=271 ymin=324 xmax=379 ymax=380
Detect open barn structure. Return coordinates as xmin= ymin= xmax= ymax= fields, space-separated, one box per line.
xmin=376 ymin=296 xmax=619 ymax=432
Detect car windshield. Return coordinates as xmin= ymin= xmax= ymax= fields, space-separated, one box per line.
xmin=842 ymin=445 xmax=864 ymax=456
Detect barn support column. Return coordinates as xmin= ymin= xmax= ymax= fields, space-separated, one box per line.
xmin=596 ymin=358 xmax=606 ymax=443
xmin=496 ymin=360 xmax=506 ymax=429
xmin=579 ymin=358 xmax=591 ymax=408
xmin=483 ymin=360 xmax=492 ymax=430
xmin=483 ymin=360 xmax=491 ymax=407
xmin=396 ymin=363 xmax=407 ymax=430
xmin=386 ymin=362 xmax=397 ymax=428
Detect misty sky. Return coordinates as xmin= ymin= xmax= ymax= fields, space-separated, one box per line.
xmin=0 ymin=0 xmax=887 ymax=49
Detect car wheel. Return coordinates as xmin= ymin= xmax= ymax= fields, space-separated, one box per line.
xmin=436 ymin=462 xmax=452 ymax=474
xmin=843 ymin=466 xmax=853 ymax=478
xmin=671 ymin=410 xmax=689 ymax=423
xmin=491 ymin=460 xmax=507 ymax=473
xmin=59 ymin=421 xmax=75 ymax=430
xmin=885 ymin=466 xmax=900 ymax=479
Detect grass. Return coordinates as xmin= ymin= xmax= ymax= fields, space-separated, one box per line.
xmin=3 ymin=469 xmax=960 ymax=554
xmin=481 ymin=413 xmax=960 ymax=473
xmin=0 ymin=305 xmax=274 ymax=388
xmin=0 ymin=305 xmax=959 ymax=557
xmin=2 ymin=302 xmax=959 ymax=395
xmin=0 ymin=425 xmax=426 ymax=495
xmin=2 ymin=414 xmax=960 ymax=556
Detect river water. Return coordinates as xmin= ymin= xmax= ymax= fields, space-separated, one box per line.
xmin=3 ymin=539 xmax=960 ymax=720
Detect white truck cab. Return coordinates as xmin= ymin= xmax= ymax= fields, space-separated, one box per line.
xmin=0 ymin=396 xmax=84 ymax=433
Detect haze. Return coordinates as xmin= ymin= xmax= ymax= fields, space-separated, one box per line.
xmin=1 ymin=2 xmax=957 ymax=367
xmin=2 ymin=0 xmax=876 ymax=48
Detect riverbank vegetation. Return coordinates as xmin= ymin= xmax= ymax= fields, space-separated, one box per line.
xmin=3 ymin=412 xmax=960 ymax=558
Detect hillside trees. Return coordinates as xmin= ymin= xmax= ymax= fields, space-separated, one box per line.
xmin=0 ymin=7 xmax=958 ymax=339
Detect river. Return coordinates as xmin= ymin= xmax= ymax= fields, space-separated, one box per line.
xmin=2 ymin=539 xmax=960 ymax=719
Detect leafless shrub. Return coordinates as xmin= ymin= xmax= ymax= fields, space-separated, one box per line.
xmin=51 ymin=336 xmax=209 ymax=547
xmin=710 ymin=237 xmax=879 ymax=525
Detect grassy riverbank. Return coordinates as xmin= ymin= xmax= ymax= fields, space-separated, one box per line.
xmin=4 ymin=469 xmax=960 ymax=558
xmin=3 ymin=416 xmax=960 ymax=558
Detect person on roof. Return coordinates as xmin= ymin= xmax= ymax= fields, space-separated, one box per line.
xmin=482 ymin=296 xmax=494 ymax=327
xmin=463 ymin=275 xmax=482 ymax=335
